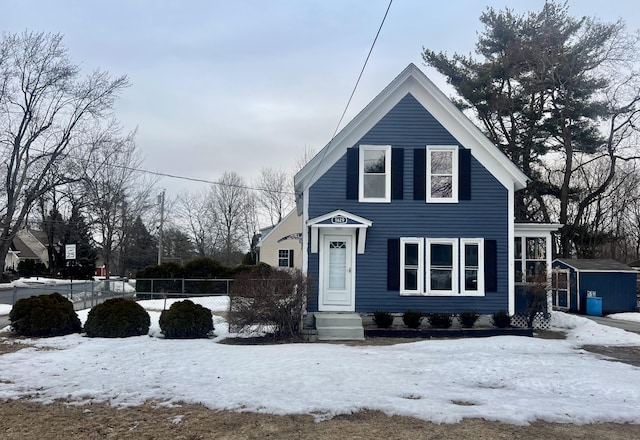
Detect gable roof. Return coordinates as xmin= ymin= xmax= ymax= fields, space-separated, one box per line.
xmin=257 ymin=208 xmax=299 ymax=246
xmin=627 ymin=259 xmax=640 ymax=268
xmin=294 ymin=63 xmax=528 ymax=202
xmin=554 ymin=258 xmax=636 ymax=273
xmin=11 ymin=236 xmax=41 ymax=260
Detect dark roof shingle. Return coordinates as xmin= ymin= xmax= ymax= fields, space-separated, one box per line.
xmin=554 ymin=258 xmax=634 ymax=272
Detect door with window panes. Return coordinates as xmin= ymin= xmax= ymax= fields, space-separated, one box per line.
xmin=319 ymin=233 xmax=355 ymax=311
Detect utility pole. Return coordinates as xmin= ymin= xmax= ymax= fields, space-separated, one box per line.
xmin=157 ymin=190 xmax=165 ymax=265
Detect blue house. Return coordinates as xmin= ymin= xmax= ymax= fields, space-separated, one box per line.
xmin=294 ymin=64 xmax=559 ymax=339
xmin=551 ymin=259 xmax=638 ymax=315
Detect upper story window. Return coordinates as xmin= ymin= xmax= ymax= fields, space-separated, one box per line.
xmin=427 ymin=146 xmax=458 ymax=203
xmin=359 ymin=145 xmax=391 ymax=202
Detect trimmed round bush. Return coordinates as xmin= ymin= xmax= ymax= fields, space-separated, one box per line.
xmin=373 ymin=311 xmax=394 ymax=328
xmin=9 ymin=292 xmax=81 ymax=337
xmin=492 ymin=310 xmax=511 ymax=328
xmin=458 ymin=310 xmax=479 ymax=328
xmin=402 ymin=310 xmax=423 ymax=329
xmin=427 ymin=313 xmax=453 ymax=329
xmin=84 ymin=298 xmax=150 ymax=338
xmin=159 ymin=300 xmax=213 ymax=339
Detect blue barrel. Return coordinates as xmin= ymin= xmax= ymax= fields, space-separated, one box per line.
xmin=586 ymin=297 xmax=602 ymax=317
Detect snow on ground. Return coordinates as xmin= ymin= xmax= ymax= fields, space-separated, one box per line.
xmin=1 ymin=306 xmax=640 ymax=425
xmin=551 ymin=311 xmax=640 ymax=346
xmin=608 ymin=312 xmax=640 ymax=323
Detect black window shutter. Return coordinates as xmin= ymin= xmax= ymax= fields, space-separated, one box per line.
xmin=387 ymin=238 xmax=400 ymax=291
xmin=289 ymin=249 xmax=294 ymax=268
xmin=484 ymin=239 xmax=497 ymax=292
xmin=459 ymin=148 xmax=471 ymax=200
xmin=413 ymin=148 xmax=426 ymax=200
xmin=346 ymin=148 xmax=359 ymax=199
xmin=391 ymin=148 xmax=404 ymax=200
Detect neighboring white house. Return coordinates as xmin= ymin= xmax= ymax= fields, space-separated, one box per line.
xmin=257 ymin=210 xmax=303 ymax=270
xmin=4 ymin=229 xmax=50 ymax=271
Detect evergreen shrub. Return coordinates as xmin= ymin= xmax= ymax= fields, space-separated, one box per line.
xmin=84 ymin=298 xmax=150 ymax=338
xmin=458 ymin=310 xmax=480 ymax=328
xmin=9 ymin=293 xmax=81 ymax=337
xmin=159 ymin=300 xmax=214 ymax=339
xmin=427 ymin=312 xmax=453 ymax=329
xmin=16 ymin=260 xmax=48 ymax=278
xmin=492 ymin=310 xmax=511 ymax=328
xmin=372 ymin=311 xmax=394 ymax=328
xmin=402 ymin=310 xmax=423 ymax=329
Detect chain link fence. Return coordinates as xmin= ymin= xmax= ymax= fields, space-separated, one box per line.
xmin=3 ymin=279 xmax=135 ymax=311
xmin=1 ymin=278 xmax=231 ymax=314
xmin=134 ymin=278 xmax=232 ymax=312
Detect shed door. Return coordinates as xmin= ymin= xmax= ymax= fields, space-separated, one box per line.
xmin=552 ymin=269 xmax=570 ymax=310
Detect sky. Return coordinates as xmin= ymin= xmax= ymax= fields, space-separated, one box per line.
xmin=1 ymin=300 xmax=640 ymax=425
xmin=2 ymin=0 xmax=640 ymax=199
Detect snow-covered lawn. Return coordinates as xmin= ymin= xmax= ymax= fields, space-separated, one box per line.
xmin=0 ymin=300 xmax=640 ymax=425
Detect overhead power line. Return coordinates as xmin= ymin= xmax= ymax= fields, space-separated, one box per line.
xmin=3 ymin=1 xmax=393 ymax=198
xmin=2 ymin=145 xmax=295 ymax=195
xmin=304 ymin=0 xmax=393 ymax=192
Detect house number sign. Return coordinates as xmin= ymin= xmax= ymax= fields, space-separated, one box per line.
xmin=331 ymin=215 xmax=347 ymax=224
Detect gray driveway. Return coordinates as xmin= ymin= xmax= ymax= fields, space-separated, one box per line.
xmin=583 ymin=315 xmax=640 ymax=334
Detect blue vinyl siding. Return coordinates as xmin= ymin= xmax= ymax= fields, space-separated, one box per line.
xmin=307 ymin=93 xmax=510 ymax=314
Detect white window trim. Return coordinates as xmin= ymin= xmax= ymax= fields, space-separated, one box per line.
xmin=425 ymin=238 xmax=459 ymax=295
xmin=358 ymin=145 xmax=391 ymax=203
xmin=400 ymin=237 xmax=424 ymax=295
xmin=460 ymin=238 xmax=485 ymax=296
xmin=426 ymin=145 xmax=459 ymax=203
xmin=514 ymin=235 xmax=549 ymax=284
xmin=278 ymin=249 xmax=292 ymax=268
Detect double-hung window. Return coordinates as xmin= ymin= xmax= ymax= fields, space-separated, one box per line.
xmin=278 ymin=249 xmax=293 ymax=268
xmin=359 ymin=145 xmax=391 ymax=202
xmin=461 ymin=238 xmax=484 ymax=295
xmin=395 ymin=237 xmax=485 ymax=296
xmin=426 ymin=238 xmax=458 ymax=294
xmin=427 ymin=146 xmax=458 ymax=203
xmin=400 ymin=238 xmax=424 ymax=294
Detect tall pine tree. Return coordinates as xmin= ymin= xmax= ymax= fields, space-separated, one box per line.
xmin=423 ymin=1 xmax=640 ymax=256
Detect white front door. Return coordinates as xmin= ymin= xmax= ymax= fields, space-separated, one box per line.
xmin=319 ymin=233 xmax=355 ymax=311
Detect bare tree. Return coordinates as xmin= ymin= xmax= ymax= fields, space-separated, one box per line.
xmin=255 ymin=167 xmax=293 ymax=226
xmin=210 ymin=172 xmax=249 ymax=265
xmin=294 ymin=145 xmax=316 ymax=174
xmin=83 ymin=128 xmax=156 ymax=277
xmin=176 ymin=188 xmax=220 ymax=259
xmin=0 ymin=31 xmax=129 ymax=271
xmin=242 ymin=193 xmax=260 ymax=263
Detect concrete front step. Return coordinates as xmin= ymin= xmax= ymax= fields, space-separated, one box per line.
xmin=314 ymin=312 xmax=365 ymax=341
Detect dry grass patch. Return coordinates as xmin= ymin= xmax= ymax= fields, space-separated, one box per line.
xmin=0 ymin=400 xmax=640 ymax=440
